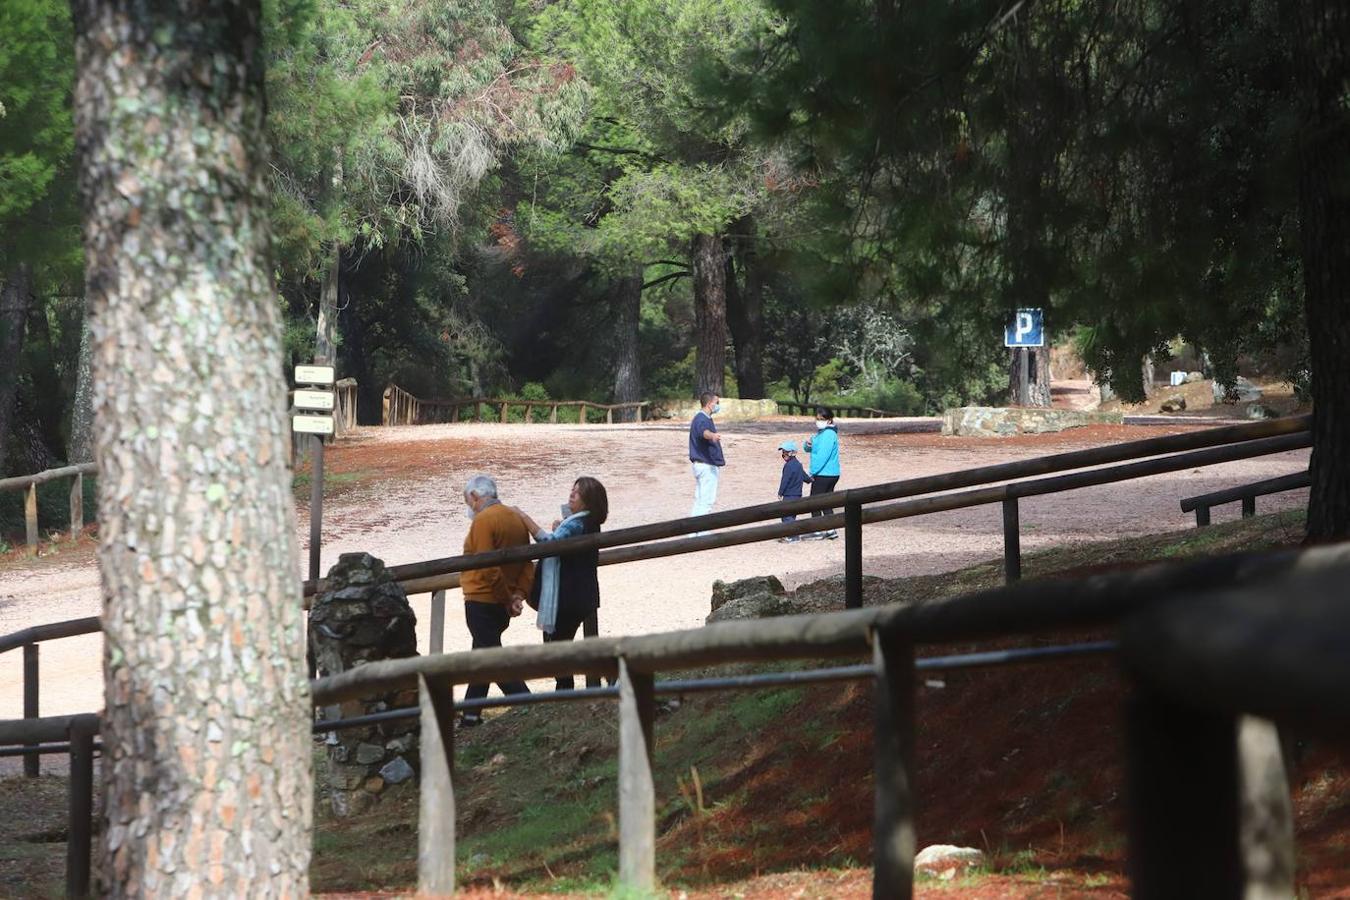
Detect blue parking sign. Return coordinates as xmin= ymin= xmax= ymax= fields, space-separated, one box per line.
xmin=1004 ymin=308 xmax=1044 ymax=348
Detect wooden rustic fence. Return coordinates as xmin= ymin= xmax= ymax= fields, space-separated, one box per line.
xmin=0 ymin=463 xmax=95 ymax=554
xmin=0 ymin=413 xmax=1317 ymax=895
xmin=1181 ymin=469 xmax=1311 ymax=527
xmin=775 ymin=398 xmax=906 ymax=418
xmin=383 ymin=384 xmax=649 ymax=426
xmin=302 ymin=540 xmax=1349 ymax=897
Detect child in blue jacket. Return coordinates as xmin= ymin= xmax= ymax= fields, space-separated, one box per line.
xmin=776 ymin=441 xmax=811 ymax=543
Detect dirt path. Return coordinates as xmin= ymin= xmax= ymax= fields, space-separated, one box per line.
xmin=0 ymin=417 xmax=1310 ymax=726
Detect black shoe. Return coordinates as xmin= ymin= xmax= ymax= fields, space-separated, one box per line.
xmin=458 ymin=713 xmax=483 ymax=728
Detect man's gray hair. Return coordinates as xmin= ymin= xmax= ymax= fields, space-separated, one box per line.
xmin=464 ymin=474 xmax=498 ymax=499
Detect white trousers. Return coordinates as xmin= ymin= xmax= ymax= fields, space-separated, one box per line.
xmin=690 ymin=462 xmax=721 ymax=518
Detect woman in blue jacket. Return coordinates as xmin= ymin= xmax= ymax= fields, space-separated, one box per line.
xmin=803 ymin=406 xmax=841 ymax=539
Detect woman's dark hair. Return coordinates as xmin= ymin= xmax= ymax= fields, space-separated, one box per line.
xmin=815 ymin=405 xmax=834 ymax=421
xmin=574 ymin=476 xmax=609 ymax=525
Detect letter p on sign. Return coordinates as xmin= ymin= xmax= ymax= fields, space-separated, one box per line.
xmin=1004 ymin=308 xmax=1044 ymax=348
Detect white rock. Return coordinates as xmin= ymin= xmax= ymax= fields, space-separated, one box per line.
xmin=914 ymin=844 xmax=985 ymax=875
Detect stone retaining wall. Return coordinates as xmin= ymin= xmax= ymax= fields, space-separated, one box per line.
xmin=654 ymin=398 xmax=780 ymax=422
xmin=942 ymin=406 xmax=1123 ymax=437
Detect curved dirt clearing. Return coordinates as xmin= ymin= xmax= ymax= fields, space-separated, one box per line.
xmin=0 ymin=417 xmax=1309 ymax=721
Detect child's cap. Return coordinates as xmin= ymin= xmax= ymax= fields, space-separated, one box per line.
xmin=777 ymin=440 xmax=798 ymax=452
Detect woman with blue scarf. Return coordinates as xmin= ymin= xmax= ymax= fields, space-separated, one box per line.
xmin=516 ymin=477 xmax=608 ymax=691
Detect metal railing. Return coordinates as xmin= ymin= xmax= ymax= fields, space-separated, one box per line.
xmin=382 ymin=384 xmax=651 ymax=426
xmin=1180 ymin=470 xmax=1311 ymax=527
xmin=0 ymin=463 xmax=95 ymax=554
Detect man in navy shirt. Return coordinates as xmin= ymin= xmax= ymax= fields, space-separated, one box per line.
xmin=688 ymin=391 xmax=725 ymax=524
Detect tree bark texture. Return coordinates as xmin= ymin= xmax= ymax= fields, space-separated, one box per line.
xmin=71 ymin=1 xmax=312 ymax=895
xmin=691 ymin=233 xmax=728 ymax=396
xmin=725 ymin=217 xmax=766 ymax=399
xmin=68 ymin=311 xmax=96 ymax=463
xmin=611 ymin=270 xmax=642 ymax=420
xmin=0 ymin=264 xmax=33 ymax=476
xmin=1008 ymin=345 xmax=1052 ymax=408
xmin=315 ymin=242 xmax=339 ymax=367
xmin=1291 ymin=0 xmax=1350 ymax=541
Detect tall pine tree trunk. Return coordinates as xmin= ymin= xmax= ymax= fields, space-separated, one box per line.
xmin=725 ymin=217 xmax=766 ymax=399
xmin=71 ymin=0 xmax=312 ymax=894
xmin=691 ymin=233 xmax=728 ymax=396
xmin=0 ymin=263 xmax=32 ymax=476
xmin=1009 ymin=345 xmax=1052 ymax=407
xmin=611 ymin=270 xmax=642 ymax=420
xmin=68 ymin=311 xmax=95 ymax=463
xmin=315 ymin=244 xmax=339 ymax=366
xmin=1292 ymin=0 xmax=1350 ymax=541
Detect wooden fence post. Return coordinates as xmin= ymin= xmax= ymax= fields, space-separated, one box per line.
xmin=845 ymin=501 xmax=863 ymax=609
xmin=578 ymin=402 xmax=587 ymax=425
xmin=25 ymin=483 xmax=38 ymax=554
xmin=1195 ymin=505 xmax=1212 ymax=527
xmin=1125 ymin=681 xmax=1242 ymax=896
xmin=524 ymin=403 xmax=534 ymax=424
xmin=1242 ymin=496 xmax=1256 ymax=518
xmin=873 ymin=629 xmax=916 ymax=899
xmin=67 ymin=718 xmax=96 ymax=897
xmin=550 ymin=404 xmax=558 ymax=424
xmin=418 ymin=674 xmax=457 ymax=895
xmin=69 ymin=473 xmax=83 ymax=540
xmin=499 ymin=402 xmax=509 ymax=424
xmin=23 ymin=643 xmax=38 ymax=777
xmin=618 ymin=656 xmax=656 ymax=890
xmin=429 ymin=590 xmax=446 ymax=655
xmin=1002 ymin=497 xmax=1022 ymax=583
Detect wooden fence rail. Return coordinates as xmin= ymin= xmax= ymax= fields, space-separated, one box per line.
xmin=1180 ymin=470 xmax=1311 ymax=526
xmin=0 ymin=412 xmax=1324 ymax=897
xmin=0 ymin=462 xmax=95 ymax=554
xmin=306 ymin=415 xmax=1313 ymax=598
xmin=301 ymin=541 xmax=1350 ymax=897
xmin=775 ymin=398 xmax=906 ymax=418
xmin=382 ymin=384 xmax=650 ymax=426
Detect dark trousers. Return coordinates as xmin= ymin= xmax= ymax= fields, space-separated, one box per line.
xmin=464 ymin=601 xmax=530 ymax=704
xmin=544 ymin=607 xmax=602 ymax=691
xmin=810 ymin=475 xmax=840 ymax=518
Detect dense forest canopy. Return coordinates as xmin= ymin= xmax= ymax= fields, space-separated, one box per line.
xmin=3 ymin=0 xmax=1347 ymax=532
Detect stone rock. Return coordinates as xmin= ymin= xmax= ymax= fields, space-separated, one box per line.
xmin=1159 ymin=395 xmax=1186 ymax=413
xmin=1247 ymin=403 xmax=1279 ymax=420
xmin=385 ymin=735 xmax=415 ymax=755
xmin=310 ymin=552 xmax=419 ymax=674
xmin=655 ymin=398 xmax=781 ymax=422
xmin=941 ymin=407 xmax=1123 ymax=437
xmin=355 ymin=742 xmax=386 ymax=765
xmin=1185 ymin=371 xmax=1205 ymax=383
xmin=380 ymin=755 xmax=416 ymax=785
xmin=331 ymin=788 xmax=377 ymax=818
xmin=312 ymin=552 xmax=420 ymax=816
xmin=1213 ymin=376 xmax=1264 ymax=404
xmin=707 ymin=591 xmax=798 ymax=624
xmin=914 ymin=845 xmax=986 ymax=876
xmin=328 ymin=764 xmax=371 ymax=791
xmin=711 ymin=575 xmax=786 ymax=613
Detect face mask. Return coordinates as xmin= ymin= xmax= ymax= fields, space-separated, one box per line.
xmin=816 ymin=420 xmax=828 ymax=430
xmin=710 ymin=402 xmax=721 ymax=415
xmin=465 ymin=502 xmax=477 ymax=520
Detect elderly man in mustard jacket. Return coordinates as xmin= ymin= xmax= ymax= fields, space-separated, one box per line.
xmin=459 ymin=474 xmax=533 ymax=725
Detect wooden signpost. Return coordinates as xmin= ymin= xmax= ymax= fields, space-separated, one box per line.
xmin=294 ymin=364 xmax=335 ymax=582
